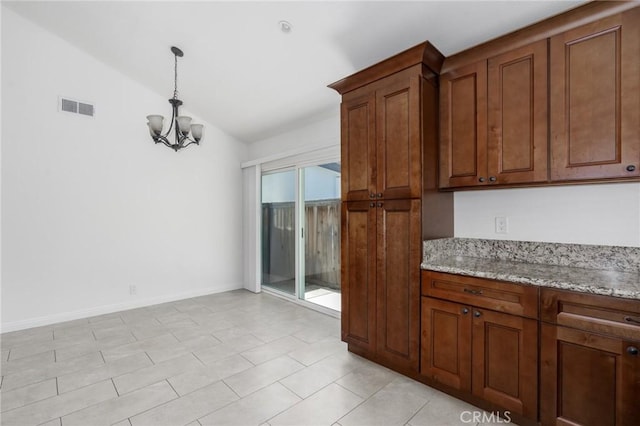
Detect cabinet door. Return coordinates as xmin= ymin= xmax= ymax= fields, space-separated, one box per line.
xmin=341 ymin=201 xmax=377 ymax=352
xmin=440 ymin=61 xmax=488 ymax=188
xmin=341 ymin=91 xmax=376 ymax=201
xmin=420 ymin=297 xmax=472 ymax=391
xmin=540 ymin=323 xmax=640 ymax=426
xmin=376 ymin=199 xmax=421 ymax=371
xmin=376 ymin=73 xmax=422 ymax=199
xmin=472 ymin=309 xmax=538 ymax=419
xmin=488 ymin=40 xmax=548 ymax=184
xmin=550 ymin=9 xmax=640 ymax=181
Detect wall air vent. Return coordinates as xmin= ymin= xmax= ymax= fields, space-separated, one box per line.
xmin=59 ymin=96 xmax=95 ymax=117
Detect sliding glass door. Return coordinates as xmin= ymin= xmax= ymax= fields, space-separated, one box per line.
xmin=301 ymin=164 xmax=341 ymax=311
xmin=261 ymin=162 xmax=341 ymax=312
xmin=261 ymin=169 xmax=296 ymax=296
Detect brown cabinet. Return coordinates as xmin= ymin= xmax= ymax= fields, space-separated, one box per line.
xmin=375 ymin=199 xmax=421 ymax=370
xmin=341 ymin=201 xmax=376 ymax=352
xmin=550 ymin=8 xmax=640 ymax=182
xmin=340 ymin=68 xmax=423 ymax=201
xmin=421 ymin=271 xmax=539 ymax=420
xmin=439 ymin=40 xmax=547 ymax=189
xmin=341 ymin=198 xmax=422 ymax=371
xmin=540 ymin=288 xmax=640 ymax=426
xmin=331 ymin=42 xmax=453 ymax=374
xmin=439 ymin=2 xmax=640 ymax=189
xmin=341 ymin=93 xmax=376 ymax=201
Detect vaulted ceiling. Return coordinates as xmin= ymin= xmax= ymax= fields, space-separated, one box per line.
xmin=5 ymin=1 xmax=585 ymax=143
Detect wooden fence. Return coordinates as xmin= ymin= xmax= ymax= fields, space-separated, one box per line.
xmin=262 ymin=200 xmax=340 ymax=290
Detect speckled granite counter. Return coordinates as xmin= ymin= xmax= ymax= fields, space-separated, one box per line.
xmin=421 ymin=238 xmax=640 ymax=300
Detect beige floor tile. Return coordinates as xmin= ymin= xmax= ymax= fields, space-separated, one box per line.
xmin=112 ymin=420 xmax=132 ymax=426
xmin=335 ymin=362 xmax=400 ymax=398
xmin=57 ymin=351 xmax=152 ymax=394
xmin=338 ymin=377 xmax=436 ymax=426
xmin=1 ymin=350 xmax=55 ymax=376
xmin=7 ymin=331 xmax=95 ymax=361
xmin=192 ymin=332 xmax=264 ymax=366
xmin=224 ymin=356 xmax=304 ymax=397
xmin=407 ymin=391 xmax=485 ymax=426
xmin=241 ymin=336 xmax=308 ymax=365
xmin=1 ymin=351 xmax=104 ymax=391
xmin=61 ymin=380 xmax=177 ymax=426
xmin=101 ymin=333 xmax=178 ymax=363
xmin=0 ymin=327 xmax=53 ymax=350
xmin=279 ymin=352 xmax=365 ymax=399
xmin=129 ymin=381 xmax=237 ymax=426
xmin=145 ymin=334 xmax=220 ymax=364
xmin=291 ymin=320 xmax=340 ymax=344
xmin=55 ymin=333 xmax=136 ymax=361
xmin=0 ymin=377 xmax=57 ymax=412
xmin=199 ymin=382 xmax=301 ymax=426
xmin=269 ymin=383 xmax=363 ymax=426
xmin=168 ymin=324 xmax=216 ymax=342
xmin=287 ymin=336 xmax=346 ymax=366
xmin=211 ymin=326 xmax=253 ymax=341
xmin=113 ymin=352 xmax=202 ymax=395
xmin=168 ymin=354 xmax=253 ymax=396
xmin=0 ymin=380 xmax=117 ymax=426
xmin=38 ymin=418 xmax=61 ymax=426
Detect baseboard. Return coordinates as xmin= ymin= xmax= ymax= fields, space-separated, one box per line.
xmin=0 ymin=283 xmax=243 ymax=333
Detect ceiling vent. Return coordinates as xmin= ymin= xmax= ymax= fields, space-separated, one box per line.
xmin=59 ymin=96 xmax=95 ymax=117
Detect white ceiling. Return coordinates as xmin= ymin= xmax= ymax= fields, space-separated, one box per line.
xmin=5 ymin=1 xmax=585 ymax=143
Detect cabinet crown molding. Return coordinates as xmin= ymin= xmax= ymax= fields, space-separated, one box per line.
xmin=441 ymin=1 xmax=639 ymax=73
xmin=328 ymin=41 xmax=444 ymax=95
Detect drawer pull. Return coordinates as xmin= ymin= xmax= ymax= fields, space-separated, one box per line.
xmin=627 ymin=346 xmax=639 ymax=356
xmin=624 ymin=316 xmax=640 ymax=325
xmin=463 ymin=288 xmax=483 ymax=296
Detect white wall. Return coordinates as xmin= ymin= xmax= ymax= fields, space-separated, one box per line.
xmin=246 ymin=112 xmax=340 ymax=162
xmin=1 ymin=7 xmax=248 ymax=331
xmin=454 ymin=183 xmax=640 ymax=247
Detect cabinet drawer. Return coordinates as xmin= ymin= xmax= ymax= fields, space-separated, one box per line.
xmin=541 ymin=288 xmax=640 ymax=341
xmin=421 ymin=271 xmax=539 ymax=319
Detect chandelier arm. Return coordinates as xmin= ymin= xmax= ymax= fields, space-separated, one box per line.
xmin=153 ymin=135 xmax=171 ymax=147
xmin=180 ymin=139 xmax=199 ymax=149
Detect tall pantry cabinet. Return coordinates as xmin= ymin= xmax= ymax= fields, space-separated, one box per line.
xmin=329 ymin=42 xmax=453 ymax=374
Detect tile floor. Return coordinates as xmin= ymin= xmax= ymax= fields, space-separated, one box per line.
xmin=0 ymin=290 xmax=506 ymax=426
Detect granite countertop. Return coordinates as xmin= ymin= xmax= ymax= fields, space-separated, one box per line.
xmin=421 ymin=238 xmax=640 ymax=300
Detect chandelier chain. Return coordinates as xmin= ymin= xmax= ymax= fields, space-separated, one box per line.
xmin=173 ymin=53 xmax=179 ymax=100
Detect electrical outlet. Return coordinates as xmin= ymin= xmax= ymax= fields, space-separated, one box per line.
xmin=495 ymin=216 xmax=508 ymax=234
xmin=129 ymin=285 xmax=137 ymax=296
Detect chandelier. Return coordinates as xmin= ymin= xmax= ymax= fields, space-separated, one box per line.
xmin=146 ymin=46 xmax=203 ymax=152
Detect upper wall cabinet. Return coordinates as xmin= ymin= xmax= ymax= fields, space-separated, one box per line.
xmin=439 ymin=2 xmax=640 ymax=190
xmin=340 ymin=69 xmax=423 ymax=201
xmin=439 ymin=40 xmax=548 ymax=189
xmin=550 ymin=8 xmax=640 ymax=181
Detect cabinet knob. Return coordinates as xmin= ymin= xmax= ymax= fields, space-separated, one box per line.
xmin=478 ymin=177 xmax=486 ymax=183
xmin=369 ymin=202 xmax=375 ymax=208
xmin=370 ymin=193 xmax=376 ymax=199
xmin=473 ymin=311 xmax=482 ymax=318
xmin=377 ymin=193 xmax=383 ymax=198
xmin=377 ymin=202 xmax=383 ymax=208
xmin=461 ymin=308 xmax=469 ymax=315
xmin=627 ymin=346 xmax=639 ymax=356
xmin=489 ymin=176 xmax=497 ymax=182
xmin=624 ymin=316 xmax=640 ymax=325
xmin=626 ymin=165 xmax=636 ymax=172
